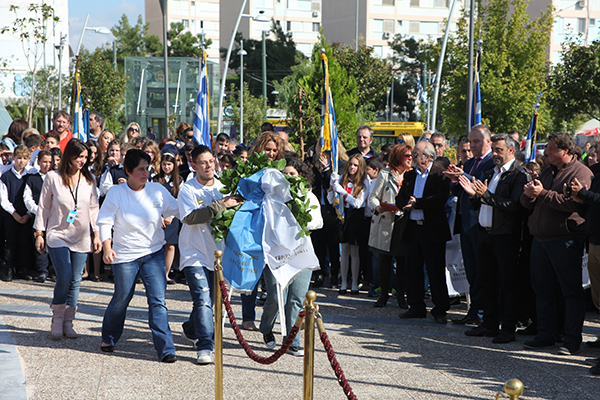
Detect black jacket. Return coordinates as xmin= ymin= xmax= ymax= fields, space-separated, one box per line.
xmin=575 ymin=173 xmax=600 ymax=245
xmin=468 ymin=160 xmax=531 ymax=236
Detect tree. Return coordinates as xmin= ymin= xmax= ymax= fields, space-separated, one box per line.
xmin=331 ymin=42 xmax=392 ymax=119
xmin=389 ymin=35 xmax=425 ymax=121
xmin=227 ymin=82 xmax=267 ymax=145
xmin=78 ymin=49 xmax=128 ymax=132
xmin=108 ymin=15 xmax=162 ymax=65
xmin=547 ymin=39 xmax=600 ymax=123
xmin=274 ymin=36 xmax=358 ymax=152
xmin=221 ymin=20 xmax=305 ymax=104
xmin=167 ymin=22 xmax=213 ymax=57
xmin=424 ymin=0 xmax=554 ymax=136
xmin=1 ymin=3 xmax=60 ymax=125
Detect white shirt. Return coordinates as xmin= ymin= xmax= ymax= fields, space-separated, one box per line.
xmin=97 ymin=182 xmax=180 ymax=263
xmin=0 ymin=167 xmax=27 ymax=215
xmin=99 ymin=163 xmax=124 ymax=196
xmin=306 ymin=191 xmax=324 ymax=231
xmin=478 ymin=158 xmax=515 ymax=228
xmin=410 ymin=162 xmax=432 ymax=221
xmin=23 ymin=172 xmax=47 ymax=215
xmin=178 ymin=178 xmax=225 ymax=270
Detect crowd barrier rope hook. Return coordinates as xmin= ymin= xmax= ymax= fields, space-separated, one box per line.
xmin=214 ymin=250 xmax=224 ymax=400
xmin=495 ymin=379 xmax=524 ymax=400
xmin=303 ymin=291 xmax=317 ymax=400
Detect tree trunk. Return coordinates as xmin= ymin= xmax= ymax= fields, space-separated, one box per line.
xmin=28 ymin=72 xmax=36 ymax=127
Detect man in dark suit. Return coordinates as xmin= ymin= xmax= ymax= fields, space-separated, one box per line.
xmin=459 ymin=134 xmax=531 ymax=343
xmin=444 ymin=124 xmax=495 ymax=325
xmin=396 ymin=140 xmax=451 ymax=324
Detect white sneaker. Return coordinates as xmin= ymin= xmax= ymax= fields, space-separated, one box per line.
xmin=197 ymin=350 xmax=212 ymax=365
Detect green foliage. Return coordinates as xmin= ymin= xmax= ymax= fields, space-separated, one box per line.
xmin=547 ymin=39 xmax=600 ymax=124
xmin=388 ymin=35 xmax=424 ymax=121
xmin=275 ymin=36 xmax=359 ymax=153
xmin=222 ymin=20 xmax=305 ymax=104
xmin=167 ymin=22 xmax=213 ymax=57
xmin=109 ymin=15 xmax=162 ymax=65
xmin=2 ymin=3 xmax=60 ymax=125
xmin=423 ymin=0 xmax=554 ymax=137
xmin=211 ymin=151 xmax=314 ymax=242
xmin=331 ymin=42 xmax=391 ymax=117
xmin=78 ymin=50 xmax=128 ymax=133
xmin=227 ymin=82 xmax=267 ymax=145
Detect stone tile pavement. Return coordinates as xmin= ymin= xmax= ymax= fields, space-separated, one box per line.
xmin=0 ymin=279 xmax=599 ymax=399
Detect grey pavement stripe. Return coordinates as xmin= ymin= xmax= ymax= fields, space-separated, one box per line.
xmin=0 ymin=315 xmax=27 ymax=400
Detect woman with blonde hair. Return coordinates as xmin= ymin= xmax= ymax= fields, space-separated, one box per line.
xmin=249 ymin=131 xmax=285 ymax=161
xmin=143 ymin=140 xmax=161 ymax=178
xmin=397 ymin=133 xmax=415 ymax=148
xmin=328 ymin=154 xmax=368 ymax=294
xmin=98 ymin=130 xmax=115 ymax=153
xmin=122 ymin=122 xmax=141 ymax=143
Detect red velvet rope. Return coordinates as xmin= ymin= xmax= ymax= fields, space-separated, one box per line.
xmin=319 ymin=331 xmax=358 ymax=400
xmin=218 ymin=280 xmax=303 ymax=365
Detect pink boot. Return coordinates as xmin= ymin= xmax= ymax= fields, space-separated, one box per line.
xmin=63 ymin=306 xmax=78 ymax=339
xmin=50 ymin=304 xmax=66 ymax=339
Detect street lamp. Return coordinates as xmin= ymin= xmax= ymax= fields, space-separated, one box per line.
xmin=75 ymin=14 xmax=111 ymax=57
xmin=237 ymin=41 xmax=247 ymax=144
xmin=55 ymin=35 xmax=68 ymax=110
xmin=217 ymin=2 xmax=270 ymax=134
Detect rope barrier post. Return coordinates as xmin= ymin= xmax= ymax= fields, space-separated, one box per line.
xmin=214 ymin=250 xmax=224 ymax=400
xmin=495 ymin=379 xmax=524 ymax=400
xmin=303 ymin=290 xmax=317 ymax=400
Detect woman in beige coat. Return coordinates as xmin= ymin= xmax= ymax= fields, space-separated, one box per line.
xmin=368 ymin=144 xmax=412 ymax=307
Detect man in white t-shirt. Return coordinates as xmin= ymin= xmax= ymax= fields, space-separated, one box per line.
xmin=177 ymin=145 xmax=241 ymax=365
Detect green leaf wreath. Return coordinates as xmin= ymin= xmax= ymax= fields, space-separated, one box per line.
xmin=211 ymin=151 xmax=316 ymax=243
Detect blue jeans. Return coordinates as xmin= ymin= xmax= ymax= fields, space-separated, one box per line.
xmin=101 ymin=249 xmax=175 ymax=359
xmin=530 ymin=237 xmax=585 ymax=349
xmin=260 ymin=268 xmax=312 ymax=347
xmin=241 ymin=283 xmax=259 ymax=322
xmin=182 ymin=266 xmax=214 ymax=351
xmin=48 ymin=246 xmax=88 ymax=307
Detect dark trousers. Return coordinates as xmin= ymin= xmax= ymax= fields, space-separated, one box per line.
xmin=460 ymin=225 xmax=483 ymax=318
xmin=379 ymin=254 xmax=406 ymax=299
xmin=4 ymin=216 xmax=33 ymax=276
xmin=476 ymin=229 xmax=522 ymax=332
xmin=32 ymin=228 xmax=49 ymax=276
xmin=311 ymin=223 xmax=340 ymax=281
xmin=530 ymin=237 xmax=585 ymax=349
xmin=359 ymin=217 xmax=372 ymax=285
xmin=406 ymin=221 xmax=450 ymax=317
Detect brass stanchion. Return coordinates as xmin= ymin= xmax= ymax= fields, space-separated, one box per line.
xmin=214 ymin=250 xmax=224 ymax=400
xmin=303 ymin=290 xmax=317 ymax=400
xmin=495 ymin=379 xmax=524 ymax=400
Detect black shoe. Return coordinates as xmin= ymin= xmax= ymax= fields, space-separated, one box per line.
xmin=16 ymin=272 xmax=33 ymax=281
xmin=47 ymin=274 xmax=56 ymax=282
xmin=34 ymin=273 xmax=47 ymax=283
xmin=161 ymin=354 xmax=177 ymax=363
xmin=586 ymin=339 xmax=600 ymax=348
xmin=492 ymin=331 xmax=516 ymax=344
xmin=465 ymin=325 xmax=499 ymax=337
xmin=101 ymin=345 xmax=114 ymax=353
xmin=519 ymin=323 xmax=537 ymax=336
xmin=350 ymin=290 xmax=359 ymax=295
xmin=373 ymin=295 xmax=389 ymax=308
xmin=397 ymin=297 xmax=408 ymax=309
xmin=92 ymin=276 xmax=102 ymax=282
xmin=399 ymin=309 xmax=427 ymax=319
xmin=591 ymin=360 xmax=600 ymax=375
xmin=433 ymin=314 xmax=447 ymax=324
xmin=0 ymin=267 xmax=13 ymax=282
xmin=263 ymin=332 xmax=276 ymax=350
xmin=524 ymin=337 xmax=556 ymax=350
xmin=452 ymin=315 xmax=481 ymax=326
xmin=338 ymin=289 xmax=347 ymax=295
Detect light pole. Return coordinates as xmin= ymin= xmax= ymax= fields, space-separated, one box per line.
xmin=55 ymin=35 xmax=67 ymax=111
xmin=217 ymin=5 xmax=269 ymax=134
xmin=237 ymin=41 xmax=247 ymax=144
xmin=159 ymin=0 xmax=170 ymax=136
xmin=262 ymin=30 xmax=267 ymax=108
xmin=75 ymin=14 xmax=111 ymax=57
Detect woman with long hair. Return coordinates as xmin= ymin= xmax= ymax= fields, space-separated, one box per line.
xmin=328 ymin=154 xmax=368 ymax=294
xmin=34 ymin=139 xmax=102 ymax=339
xmin=122 ymin=122 xmax=141 ymax=143
xmin=249 ymin=131 xmax=284 ymax=161
xmin=368 ymin=144 xmax=412 ymax=307
xmin=98 ymin=129 xmax=115 ymax=153
xmin=152 ymin=146 xmax=182 ymax=284
xmin=143 ymin=140 xmax=161 ymax=178
xmin=84 ymin=139 xmax=104 ymax=282
xmin=3 ymin=119 xmax=27 ymax=151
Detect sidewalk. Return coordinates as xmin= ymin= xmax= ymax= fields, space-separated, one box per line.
xmin=0 ymin=278 xmax=599 ymax=399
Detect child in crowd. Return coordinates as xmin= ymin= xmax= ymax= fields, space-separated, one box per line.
xmin=218 ymin=152 xmax=237 ymax=171
xmin=23 ymin=149 xmax=53 ymax=282
xmin=233 ymin=146 xmax=248 ymax=163
xmin=50 ymin=147 xmax=62 ymax=170
xmin=0 ymin=146 xmax=33 ymax=281
xmin=215 ymin=133 xmax=230 ymax=153
xmin=25 ymin=134 xmax=44 ymax=170
xmin=100 ymin=140 xmax=130 ymax=197
xmin=45 ymin=132 xmax=60 ymax=149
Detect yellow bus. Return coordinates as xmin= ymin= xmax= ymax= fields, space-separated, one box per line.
xmin=370 ymin=122 xmax=426 ymax=149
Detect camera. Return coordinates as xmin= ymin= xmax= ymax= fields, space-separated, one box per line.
xmin=565 ymin=183 xmax=573 ymax=198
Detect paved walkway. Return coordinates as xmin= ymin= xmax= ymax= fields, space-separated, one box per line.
xmin=1 ymin=278 xmax=599 ymax=399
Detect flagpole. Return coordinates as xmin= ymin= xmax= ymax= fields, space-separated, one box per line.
xmin=431 ymin=0 xmax=457 ymax=133
xmin=466 ymin=0 xmax=476 ymax=134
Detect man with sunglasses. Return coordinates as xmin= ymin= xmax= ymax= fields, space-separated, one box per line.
xmin=89 ymin=111 xmax=105 ymax=141
xmin=431 ymin=132 xmax=447 ymax=158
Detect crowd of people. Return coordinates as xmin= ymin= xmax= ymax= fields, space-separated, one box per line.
xmin=1 ymin=110 xmax=600 ymax=375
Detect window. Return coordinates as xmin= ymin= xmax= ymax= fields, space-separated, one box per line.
xmin=410 ymin=0 xmax=419 ymax=7
xmin=191 ymin=1 xmax=195 ymax=5
xmin=313 ymin=22 xmax=320 ymax=32
xmin=591 ymin=18 xmax=596 ymax=26
xmin=409 ymin=21 xmax=419 ymax=33
xmin=312 ymin=2 xmax=320 ymax=11
xmin=382 ymin=0 xmax=395 ymax=5
xmin=371 ymin=19 xmax=384 ymax=34
xmin=383 ymin=19 xmax=394 ymax=33
xmin=287 ymin=21 xmax=292 ymax=31
xmin=182 ymin=19 xmax=189 ymax=28
xmin=579 ymin=18 xmax=586 ymax=33
xmin=420 ymin=21 xmax=439 ymax=35
xmin=199 ymin=20 xmax=204 ymax=29
xmin=434 ymin=0 xmax=446 ymax=7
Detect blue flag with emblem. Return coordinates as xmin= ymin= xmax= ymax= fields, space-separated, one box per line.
xmin=524 ymin=91 xmax=542 ymax=162
xmin=193 ymin=50 xmax=211 ymax=147
xmin=72 ymin=71 xmax=87 ymax=141
xmin=471 ymin=45 xmax=482 ymax=127
xmin=319 ymin=50 xmax=344 ymax=222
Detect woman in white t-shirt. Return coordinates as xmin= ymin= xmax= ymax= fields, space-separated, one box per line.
xmin=97 ymin=149 xmax=180 ymax=363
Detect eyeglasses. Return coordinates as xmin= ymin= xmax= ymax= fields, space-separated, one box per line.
xmin=128 ymin=127 xmax=140 ymax=132
xmin=186 ymin=135 xmax=194 ymax=140
xmin=195 ymin=159 xmax=215 ymax=167
xmin=412 ymin=152 xmax=428 ymax=159
xmin=397 ymin=139 xmax=405 ymax=144
xmin=403 ymin=154 xmax=412 ymax=159
xmin=432 ymin=143 xmax=444 ymax=148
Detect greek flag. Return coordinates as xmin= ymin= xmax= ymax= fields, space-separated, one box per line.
xmin=193 ymin=50 xmax=211 ymax=147
xmin=416 ymin=76 xmax=424 ymax=103
xmin=320 ymin=50 xmax=344 ymax=222
xmin=524 ymin=110 xmax=539 ymax=162
xmin=471 ymin=48 xmax=482 ymax=127
xmin=72 ymin=71 xmax=86 ymax=141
